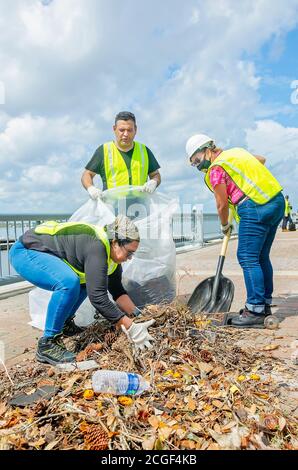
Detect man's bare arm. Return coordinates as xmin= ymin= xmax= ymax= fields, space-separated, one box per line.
xmin=148 ymin=170 xmax=161 ymax=187
xmin=81 ymin=169 xmax=96 ymax=190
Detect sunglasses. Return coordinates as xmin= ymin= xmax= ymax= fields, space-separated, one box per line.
xmin=190 ymin=150 xmax=206 ymax=167
xmin=122 ymin=245 xmax=135 ymax=259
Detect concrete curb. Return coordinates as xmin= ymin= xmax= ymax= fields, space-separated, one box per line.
xmin=0 ymin=281 xmax=33 ymax=300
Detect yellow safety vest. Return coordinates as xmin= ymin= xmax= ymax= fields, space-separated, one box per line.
xmin=204 ymin=148 xmax=283 ymax=222
xmin=103 ymin=141 xmax=149 ymax=188
xmin=285 ymin=199 xmax=291 ymax=216
xmin=34 ymin=221 xmax=118 ymax=284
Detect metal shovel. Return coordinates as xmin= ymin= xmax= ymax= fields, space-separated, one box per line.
xmin=187 ymin=218 xmax=234 ymax=314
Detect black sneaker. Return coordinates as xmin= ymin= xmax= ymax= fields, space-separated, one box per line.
xmin=36 ymin=335 xmax=76 ymax=365
xmin=265 ymin=304 xmax=272 ymax=316
xmin=231 ymin=308 xmax=265 ymax=329
xmin=62 ymin=317 xmax=86 ymax=337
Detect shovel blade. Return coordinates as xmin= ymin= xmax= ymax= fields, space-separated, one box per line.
xmin=187 ymin=275 xmax=234 ymax=314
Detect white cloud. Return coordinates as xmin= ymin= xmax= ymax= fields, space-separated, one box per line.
xmin=0 ymin=0 xmax=298 ymax=212
xmin=246 ymin=120 xmax=298 ymax=203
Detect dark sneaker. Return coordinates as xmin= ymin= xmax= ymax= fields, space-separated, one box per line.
xmin=62 ymin=317 xmax=86 ymax=337
xmin=265 ymin=304 xmax=272 ymax=316
xmin=36 ymin=335 xmax=76 ymax=365
xmin=231 ymin=308 xmax=265 ymax=329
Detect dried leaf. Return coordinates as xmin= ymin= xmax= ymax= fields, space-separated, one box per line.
xmin=0 ymin=403 xmax=7 ymax=417
xmin=158 ymin=426 xmax=173 ymax=441
xmin=190 ymin=423 xmax=203 ymax=433
xmin=209 ymin=427 xmax=245 ymax=450
xmin=154 ymin=438 xmax=164 ymax=450
xmin=44 ymin=439 xmax=60 ymax=451
xmin=148 ymin=416 xmax=160 ymax=429
xmin=181 ymin=439 xmax=196 ymax=450
xmin=278 ymin=417 xmax=287 ymax=432
xmin=212 ymin=400 xmax=223 ymax=409
xmin=221 ymin=421 xmax=237 ymax=432
xmin=186 ymin=397 xmax=197 ymax=411
xmin=262 ymin=344 xmax=279 ymax=351
xmin=2 ymin=416 xmax=19 ymax=429
xmin=229 ymin=385 xmax=240 ymax=396
xmin=106 ymin=415 xmax=116 ymax=428
xmin=76 ymin=343 xmax=103 ymax=362
xmin=254 ymin=392 xmax=269 ymax=400
xmin=137 ymin=409 xmax=150 ymax=422
xmin=142 ymin=436 xmax=155 ymax=450
xmin=175 ymin=428 xmax=188 ymax=439
xmin=198 ymin=362 xmax=213 ymax=374
xmin=28 ymin=437 xmax=46 ymax=448
xmin=37 ymin=379 xmax=55 ymax=388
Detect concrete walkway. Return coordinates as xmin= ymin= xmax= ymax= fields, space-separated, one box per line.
xmin=0 ymin=230 xmax=298 ymax=367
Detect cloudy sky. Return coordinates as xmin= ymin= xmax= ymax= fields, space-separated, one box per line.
xmin=0 ymin=0 xmax=298 ymax=214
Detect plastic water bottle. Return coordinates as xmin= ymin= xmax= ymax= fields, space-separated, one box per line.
xmin=92 ymin=370 xmax=151 ymax=396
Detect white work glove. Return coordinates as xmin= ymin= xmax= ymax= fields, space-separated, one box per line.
xmin=121 ymin=319 xmax=155 ymax=351
xmin=221 ymin=222 xmax=233 ymax=236
xmin=142 ymin=180 xmax=157 ymax=194
xmin=87 ymin=185 xmax=102 ymax=200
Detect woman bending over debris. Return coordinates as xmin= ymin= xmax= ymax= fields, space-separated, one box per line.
xmin=9 ymin=215 xmax=155 ymax=365
xmin=185 ymin=134 xmax=285 ymax=328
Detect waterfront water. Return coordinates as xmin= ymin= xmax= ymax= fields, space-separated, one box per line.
xmin=0 ymin=223 xmax=33 ymax=278
xmin=0 ymin=216 xmax=222 ymax=279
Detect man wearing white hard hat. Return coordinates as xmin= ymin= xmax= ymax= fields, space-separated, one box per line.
xmin=185 ymin=134 xmax=285 ymax=328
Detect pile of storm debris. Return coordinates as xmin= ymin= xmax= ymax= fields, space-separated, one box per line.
xmin=0 ymin=302 xmax=297 ymax=450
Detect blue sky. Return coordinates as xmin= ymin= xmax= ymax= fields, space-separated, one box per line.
xmin=252 ymin=28 xmax=298 ymax=126
xmin=0 ymin=0 xmax=298 ymax=214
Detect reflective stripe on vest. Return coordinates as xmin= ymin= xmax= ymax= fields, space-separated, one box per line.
xmin=103 ymin=141 xmax=149 ymax=189
xmin=204 ymin=148 xmax=282 ymax=205
xmin=34 ymin=221 xmax=118 ymax=283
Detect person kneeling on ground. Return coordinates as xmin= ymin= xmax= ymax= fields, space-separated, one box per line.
xmin=9 ymin=215 xmax=154 ymax=365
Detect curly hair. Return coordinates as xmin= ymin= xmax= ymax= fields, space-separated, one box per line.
xmin=105 ymin=215 xmax=140 ymax=245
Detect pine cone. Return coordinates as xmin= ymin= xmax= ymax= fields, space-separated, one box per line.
xmin=104 ymin=331 xmax=118 ymax=348
xmin=84 ymin=424 xmax=109 ymax=450
xmin=199 ymin=349 xmax=213 ymax=362
xmin=33 ymin=400 xmax=48 ymax=417
xmin=182 ymin=352 xmax=197 ymax=363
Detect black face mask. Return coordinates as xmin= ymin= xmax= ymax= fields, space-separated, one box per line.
xmin=197 ymin=158 xmax=211 ymax=172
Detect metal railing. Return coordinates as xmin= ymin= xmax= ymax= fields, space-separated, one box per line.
xmin=0 ymin=212 xmax=223 ymax=285
xmin=0 ymin=214 xmax=70 ymax=284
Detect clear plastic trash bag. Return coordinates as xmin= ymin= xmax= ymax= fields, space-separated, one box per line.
xmin=28 ymin=287 xmax=97 ymax=331
xmin=69 ymin=198 xmax=115 ymax=226
xmin=71 ymin=186 xmax=178 ymax=308
xmin=102 ymin=186 xmax=178 ymax=308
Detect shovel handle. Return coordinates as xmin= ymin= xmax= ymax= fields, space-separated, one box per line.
xmin=220 ymin=211 xmax=234 ymax=257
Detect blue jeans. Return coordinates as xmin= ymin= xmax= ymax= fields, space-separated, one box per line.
xmin=9 ymin=241 xmax=87 ymax=337
xmin=237 ymin=192 xmax=285 ymax=313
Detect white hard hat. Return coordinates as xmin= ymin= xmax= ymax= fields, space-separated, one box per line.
xmin=186 ymin=134 xmax=214 ymax=161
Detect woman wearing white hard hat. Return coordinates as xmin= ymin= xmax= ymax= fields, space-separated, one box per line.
xmin=185 ymin=134 xmax=285 ymax=328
